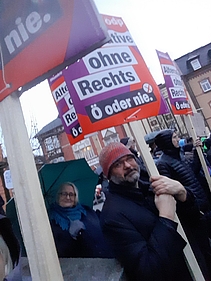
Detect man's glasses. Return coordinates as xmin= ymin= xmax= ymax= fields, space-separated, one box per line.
xmin=112 ymin=155 xmax=135 ymax=169
xmin=59 ymin=192 xmax=75 ymax=198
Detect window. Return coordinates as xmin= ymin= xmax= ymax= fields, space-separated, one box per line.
xmin=44 ymin=135 xmax=62 ymax=161
xmin=164 ymin=113 xmax=173 ymax=121
xmin=200 ymin=79 xmax=211 ymax=93
xmin=73 ymin=139 xmax=96 ymax=161
xmin=44 ymin=137 xmax=54 ymax=151
xmin=190 ymin=58 xmax=201 ymax=70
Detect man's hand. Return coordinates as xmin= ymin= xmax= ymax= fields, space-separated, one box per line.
xmin=194 ymin=137 xmax=202 ymax=148
xmin=150 ymin=175 xmax=187 ymax=202
xmin=154 ymin=194 xmax=176 ymax=221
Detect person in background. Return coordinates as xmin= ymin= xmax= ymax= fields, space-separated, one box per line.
xmin=0 ymin=214 xmax=21 ymax=281
xmin=155 ymin=130 xmax=211 ymax=204
xmin=99 ymin=142 xmax=211 ymax=281
xmin=94 ymin=165 xmax=109 ymax=194
xmin=204 ymin=138 xmax=211 ymax=166
xmin=48 ymin=182 xmax=113 ymax=258
xmin=120 ymin=137 xmax=142 ymax=164
xmin=182 ymin=136 xmax=194 ymax=162
xmin=155 ymin=129 xmax=211 ymax=236
xmin=145 ymin=134 xmax=161 ymax=162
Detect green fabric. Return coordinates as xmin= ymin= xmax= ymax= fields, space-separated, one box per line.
xmin=6 ymin=159 xmax=98 ymax=257
xmin=38 ymin=158 xmax=98 ymax=209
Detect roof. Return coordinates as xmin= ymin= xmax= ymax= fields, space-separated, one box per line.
xmin=36 ymin=117 xmax=63 ymax=137
xmin=174 ymin=42 xmax=211 ymax=76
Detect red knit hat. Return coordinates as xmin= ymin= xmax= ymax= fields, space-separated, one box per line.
xmin=99 ymin=142 xmax=133 ymax=178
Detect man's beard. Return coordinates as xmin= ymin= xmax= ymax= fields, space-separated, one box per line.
xmin=110 ymin=168 xmax=140 ymax=187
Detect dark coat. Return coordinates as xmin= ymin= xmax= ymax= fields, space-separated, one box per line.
xmin=155 ymin=130 xmax=211 ymax=213
xmin=100 ymin=181 xmax=211 ymax=281
xmin=0 ymin=195 xmax=5 ymax=216
xmin=0 ymin=215 xmax=21 ymax=281
xmin=204 ymin=138 xmax=211 ymax=166
xmin=50 ymin=205 xmax=113 ymax=258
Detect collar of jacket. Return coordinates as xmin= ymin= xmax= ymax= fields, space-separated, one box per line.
xmin=109 ymin=180 xmax=145 ymax=202
xmin=162 ymin=147 xmax=182 ymax=159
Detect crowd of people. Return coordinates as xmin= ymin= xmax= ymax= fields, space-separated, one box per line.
xmin=1 ymin=129 xmax=211 ymax=281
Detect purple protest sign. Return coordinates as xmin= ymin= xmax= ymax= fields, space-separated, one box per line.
xmin=59 ymin=14 xmax=169 ymax=137
xmin=156 ymin=50 xmax=192 ymax=115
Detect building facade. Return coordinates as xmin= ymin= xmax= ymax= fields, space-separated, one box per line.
xmin=175 ymin=43 xmax=211 ymax=131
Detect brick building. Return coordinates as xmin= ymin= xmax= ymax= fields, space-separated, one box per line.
xmin=175 ymin=42 xmax=211 ymax=131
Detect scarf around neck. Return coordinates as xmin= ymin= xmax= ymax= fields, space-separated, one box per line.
xmin=49 ymin=202 xmax=86 ymax=231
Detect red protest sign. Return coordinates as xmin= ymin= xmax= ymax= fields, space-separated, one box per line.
xmin=48 ymin=72 xmax=84 ymax=144
xmin=0 ymin=0 xmax=109 ymax=102
xmin=156 ymin=50 xmax=193 ymax=115
xmin=60 ymin=14 xmax=168 ymax=136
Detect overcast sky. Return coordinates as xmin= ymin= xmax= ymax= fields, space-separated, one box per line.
xmin=20 ymin=0 xmax=211 ymax=135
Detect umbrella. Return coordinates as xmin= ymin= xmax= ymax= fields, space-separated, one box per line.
xmin=6 ymin=158 xmax=98 ymax=257
xmin=38 ymin=158 xmax=99 ymax=209
xmin=144 ymin=131 xmax=160 ymax=145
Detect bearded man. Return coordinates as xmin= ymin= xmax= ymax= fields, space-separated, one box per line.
xmin=99 ymin=142 xmax=211 ymax=281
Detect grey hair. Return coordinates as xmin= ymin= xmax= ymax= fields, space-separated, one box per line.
xmin=56 ymin=182 xmax=79 ymax=206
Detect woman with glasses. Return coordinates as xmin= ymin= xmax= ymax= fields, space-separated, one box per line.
xmin=48 ymin=182 xmax=113 ymax=258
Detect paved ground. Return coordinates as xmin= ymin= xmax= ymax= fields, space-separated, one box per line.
xmin=21 ymin=257 xmax=123 ymax=281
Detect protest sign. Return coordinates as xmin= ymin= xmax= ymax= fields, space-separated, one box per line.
xmin=0 ymin=0 xmax=109 ymax=101
xmin=157 ymin=49 xmax=211 ymax=190
xmin=156 ymin=50 xmax=193 ymax=115
xmin=48 ymin=72 xmax=84 ymax=143
xmin=59 ymin=14 xmax=168 ymax=136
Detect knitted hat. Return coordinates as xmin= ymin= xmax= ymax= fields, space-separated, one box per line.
xmin=99 ymin=142 xmax=133 ymax=178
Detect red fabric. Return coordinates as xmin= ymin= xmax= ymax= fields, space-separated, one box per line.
xmin=99 ymin=142 xmax=133 ymax=178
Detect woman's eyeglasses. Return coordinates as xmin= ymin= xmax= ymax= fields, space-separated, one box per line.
xmin=59 ymin=192 xmax=75 ymax=198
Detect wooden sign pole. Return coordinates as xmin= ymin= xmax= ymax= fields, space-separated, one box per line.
xmin=0 ymin=92 xmax=63 ymax=281
xmin=129 ymin=120 xmax=205 ymax=281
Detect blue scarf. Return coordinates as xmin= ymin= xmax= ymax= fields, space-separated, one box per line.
xmin=49 ymin=203 xmax=86 ymax=231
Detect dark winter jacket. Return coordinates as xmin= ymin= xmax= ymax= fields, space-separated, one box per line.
xmin=204 ymin=138 xmax=211 ymax=166
xmin=50 ymin=205 xmax=113 ymax=258
xmin=100 ymin=181 xmax=211 ymax=281
xmin=0 ymin=195 xmax=5 ymax=216
xmin=155 ymin=129 xmax=211 ymax=213
xmin=0 ymin=215 xmax=22 ymax=281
